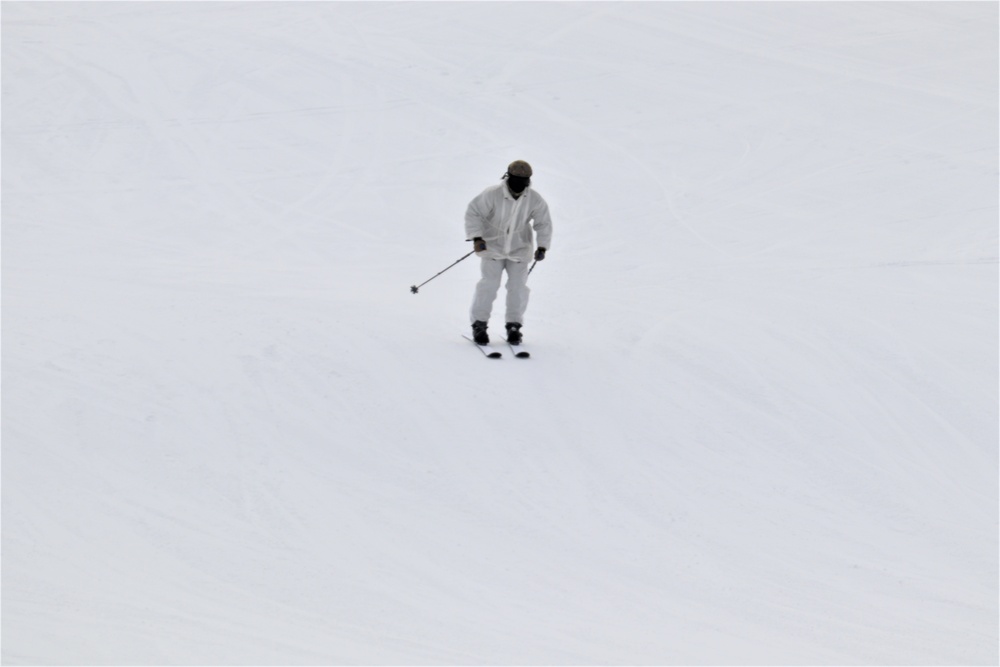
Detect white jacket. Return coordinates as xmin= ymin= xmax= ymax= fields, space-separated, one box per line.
xmin=464 ymin=183 xmax=553 ymax=262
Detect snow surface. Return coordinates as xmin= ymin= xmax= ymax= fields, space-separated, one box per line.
xmin=2 ymin=2 xmax=998 ymax=664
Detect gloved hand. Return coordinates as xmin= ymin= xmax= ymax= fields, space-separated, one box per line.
xmin=473 ymin=237 xmax=487 ymax=252
xmin=534 ymin=247 xmax=546 ymax=261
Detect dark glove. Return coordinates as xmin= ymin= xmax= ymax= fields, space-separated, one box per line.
xmin=534 ymin=247 xmax=546 ymax=261
xmin=473 ymin=237 xmax=487 ymax=252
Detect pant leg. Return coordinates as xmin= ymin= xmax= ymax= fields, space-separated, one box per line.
xmin=503 ymin=259 xmax=531 ymax=324
xmin=470 ymin=258 xmax=504 ymax=323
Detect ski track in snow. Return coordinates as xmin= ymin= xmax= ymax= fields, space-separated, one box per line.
xmin=2 ymin=3 xmax=998 ymax=664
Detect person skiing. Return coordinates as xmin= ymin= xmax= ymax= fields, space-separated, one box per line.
xmin=465 ymin=160 xmax=553 ymax=346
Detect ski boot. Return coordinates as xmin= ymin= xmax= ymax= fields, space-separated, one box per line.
xmin=472 ymin=320 xmax=490 ymax=345
xmin=505 ymin=322 xmax=523 ymax=345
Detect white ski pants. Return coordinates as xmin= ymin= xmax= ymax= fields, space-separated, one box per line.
xmin=470 ymin=258 xmax=530 ymax=325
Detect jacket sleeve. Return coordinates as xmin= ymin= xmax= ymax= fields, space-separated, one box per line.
xmin=464 ymin=188 xmax=493 ymax=240
xmin=530 ymin=194 xmax=553 ymax=250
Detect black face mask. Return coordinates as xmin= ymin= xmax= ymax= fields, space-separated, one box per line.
xmin=506 ymin=174 xmax=530 ymax=193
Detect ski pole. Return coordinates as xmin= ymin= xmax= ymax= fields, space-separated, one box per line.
xmin=528 ymin=260 xmax=538 ymax=276
xmin=410 ymin=250 xmax=475 ymax=294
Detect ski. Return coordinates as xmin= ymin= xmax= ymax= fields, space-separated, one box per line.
xmin=507 ymin=342 xmax=530 ymax=358
xmin=462 ymin=334 xmax=502 ymax=359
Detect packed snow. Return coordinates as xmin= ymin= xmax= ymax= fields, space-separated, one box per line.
xmin=2 ymin=2 xmax=997 ymax=664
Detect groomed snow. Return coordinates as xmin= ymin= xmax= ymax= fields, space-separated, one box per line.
xmin=2 ymin=2 xmax=997 ymax=664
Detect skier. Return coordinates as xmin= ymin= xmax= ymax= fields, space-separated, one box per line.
xmin=465 ymin=160 xmax=553 ymax=346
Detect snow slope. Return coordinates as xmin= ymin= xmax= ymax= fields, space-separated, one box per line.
xmin=2 ymin=2 xmax=997 ymax=664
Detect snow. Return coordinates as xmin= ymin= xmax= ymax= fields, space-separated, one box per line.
xmin=2 ymin=2 xmax=997 ymax=664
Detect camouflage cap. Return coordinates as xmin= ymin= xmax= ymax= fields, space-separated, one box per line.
xmin=507 ymin=160 xmax=533 ymax=178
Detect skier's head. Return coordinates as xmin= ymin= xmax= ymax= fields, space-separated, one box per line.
xmin=504 ymin=160 xmax=532 ymax=194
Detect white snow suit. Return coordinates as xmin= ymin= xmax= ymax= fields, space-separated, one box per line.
xmin=465 ymin=182 xmax=553 ymax=325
